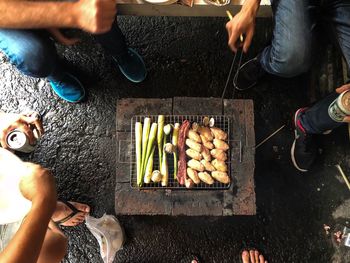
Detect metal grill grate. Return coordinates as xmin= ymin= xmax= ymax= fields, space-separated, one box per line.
xmin=129 ymin=115 xmax=239 ymax=190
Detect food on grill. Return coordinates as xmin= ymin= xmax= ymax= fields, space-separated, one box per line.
xmin=141 ymin=117 xmax=151 ymax=179
xmin=157 ymin=115 xmax=165 ymax=171
xmin=210 ymin=127 xmax=227 ymax=140
xmin=198 ymin=172 xmax=214 ymax=185
xmin=151 ymin=170 xmax=162 ymax=183
xmin=135 ymin=122 xmax=143 ymax=186
xmin=186 ymin=149 xmax=202 ymax=161
xmin=211 ymin=171 xmax=230 ymax=184
xmin=185 ymin=139 xmax=202 ymax=153
xmin=210 ymin=149 xmax=227 ymax=161
xmin=213 ymin=139 xmax=229 ymax=151
xmin=164 ymin=143 xmax=175 ymax=154
xmin=187 ymin=159 xmax=205 ymax=172
xmin=185 ymin=178 xmax=194 ymax=188
xmin=209 ymin=117 xmax=215 ymax=127
xmin=200 ymin=135 xmax=214 ymax=150
xmin=187 ymin=129 xmax=201 ymax=143
xmin=191 ymin=122 xmax=199 ymax=132
xmin=201 ymin=147 xmax=212 ymax=162
xmin=198 ymin=126 xmax=213 ymax=141
xmin=177 ymin=120 xmax=191 ymax=185
xmin=172 ymin=123 xmax=180 ymax=179
xmin=202 ymin=116 xmax=210 ymax=127
xmin=144 ymin=149 xmax=155 ymax=184
xmin=211 ymin=159 xmax=228 ymax=172
xmin=187 ymin=168 xmax=200 ymax=184
xmin=135 ymin=115 xmax=231 ymax=188
xmin=200 ymin=160 xmax=216 ymax=172
xmin=161 ymin=123 xmax=173 ymax=187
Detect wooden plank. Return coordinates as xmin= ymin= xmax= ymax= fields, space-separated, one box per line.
xmin=245 ymin=100 xmax=255 ymax=148
xmin=117 ymin=1 xmax=272 ymax=17
xmin=173 ymin=97 xmax=222 ymax=115
xmin=115 ymin=183 xmax=172 ymax=215
xmin=224 ymin=99 xmax=256 ymax=215
xmin=116 ymin=98 xmax=173 ymax=131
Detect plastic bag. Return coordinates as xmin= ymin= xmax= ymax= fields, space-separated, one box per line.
xmin=85 ymin=214 xmax=125 ymax=263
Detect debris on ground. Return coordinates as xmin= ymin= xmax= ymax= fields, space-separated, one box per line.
xmin=324 ymin=224 xmax=331 ymax=235
xmin=334 ymin=231 xmax=343 ymax=244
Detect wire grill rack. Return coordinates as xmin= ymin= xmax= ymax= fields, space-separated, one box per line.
xmin=129 ymin=115 xmax=239 ymax=190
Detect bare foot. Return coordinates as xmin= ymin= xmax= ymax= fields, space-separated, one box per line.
xmin=242 ymin=250 xmax=267 ymax=263
xmin=52 ymin=201 xmax=90 ymax=227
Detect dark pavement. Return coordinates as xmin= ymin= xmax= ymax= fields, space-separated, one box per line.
xmin=0 ymin=16 xmax=349 ymax=262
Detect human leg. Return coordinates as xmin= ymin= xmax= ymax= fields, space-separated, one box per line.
xmin=260 ymin=0 xmax=317 ymax=77
xmin=0 ymin=29 xmax=57 ymax=78
xmin=0 ymin=29 xmax=85 ymax=103
xmin=95 ymin=21 xmax=147 ymax=83
xmin=290 ymin=1 xmax=350 ymax=172
xmin=37 ymin=223 xmax=68 ymax=263
xmin=234 ymin=0 xmax=318 ymax=90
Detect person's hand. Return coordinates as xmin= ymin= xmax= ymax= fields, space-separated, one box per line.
xmin=73 ymin=0 xmax=117 ymax=34
xmin=336 ymin=83 xmax=350 ymax=122
xmin=48 ymin=28 xmax=80 ymax=46
xmin=19 ymin=163 xmax=57 ymax=212
xmin=0 ymin=111 xmax=44 ymax=149
xmin=225 ymin=0 xmax=259 ymax=53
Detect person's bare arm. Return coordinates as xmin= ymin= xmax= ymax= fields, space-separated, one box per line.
xmin=0 ymin=0 xmax=117 ymax=34
xmin=226 ymin=0 xmax=261 ymax=52
xmin=0 ymin=164 xmax=57 ymax=263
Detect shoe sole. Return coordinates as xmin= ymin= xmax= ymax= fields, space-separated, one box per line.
xmin=116 ymin=48 xmax=147 ymax=83
xmin=233 ymin=58 xmax=259 ymax=91
xmin=291 ymin=108 xmax=308 ymax=173
xmin=50 ymin=73 xmax=85 ymax=103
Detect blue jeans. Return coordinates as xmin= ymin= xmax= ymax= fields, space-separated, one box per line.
xmin=0 ymin=24 xmax=128 ymax=80
xmin=262 ymin=0 xmax=350 ymax=134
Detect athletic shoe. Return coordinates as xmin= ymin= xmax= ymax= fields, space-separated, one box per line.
xmin=291 ymin=108 xmax=318 ymax=172
xmin=49 ymin=72 xmax=85 ymax=103
xmin=233 ymin=55 xmax=266 ymax=91
xmin=113 ymin=48 xmax=147 ymax=83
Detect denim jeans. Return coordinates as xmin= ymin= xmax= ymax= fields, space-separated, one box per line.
xmin=261 ymin=0 xmax=350 ymax=134
xmin=0 ymin=24 xmax=128 ymax=80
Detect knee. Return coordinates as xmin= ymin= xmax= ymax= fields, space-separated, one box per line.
xmin=14 ymin=39 xmax=57 ymax=78
xmin=269 ymin=42 xmax=313 ymax=77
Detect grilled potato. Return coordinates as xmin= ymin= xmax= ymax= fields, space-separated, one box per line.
xmin=201 ymin=160 xmax=216 ymax=172
xmin=213 ymin=139 xmax=229 ymax=151
xmin=210 ymin=127 xmax=228 ymax=140
xmin=198 ymin=126 xmax=213 ymax=141
xmin=201 ymin=147 xmax=212 ymax=162
xmin=185 ymin=139 xmax=202 ymax=153
xmin=186 ymin=149 xmax=202 ymax=161
xmin=187 ymin=159 xmax=205 ymax=172
xmin=211 ymin=159 xmax=228 ymax=172
xmin=187 ymin=168 xmax=200 ymax=184
xmin=200 ymin=135 xmax=214 ymax=150
xmin=198 ymin=172 xmax=214 ymax=185
xmin=188 ymin=129 xmax=201 ymax=143
xmin=211 ymin=171 xmax=230 ymax=184
xmin=210 ymin=149 xmax=227 ymax=161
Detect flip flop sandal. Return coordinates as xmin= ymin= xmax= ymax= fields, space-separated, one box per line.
xmin=53 ymin=200 xmax=86 ymax=225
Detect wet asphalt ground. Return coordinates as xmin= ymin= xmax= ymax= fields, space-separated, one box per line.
xmin=0 ymin=16 xmax=350 ymax=262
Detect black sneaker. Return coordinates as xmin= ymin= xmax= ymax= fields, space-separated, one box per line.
xmin=233 ymin=54 xmax=266 ymax=91
xmin=291 ymin=108 xmax=318 ymax=172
